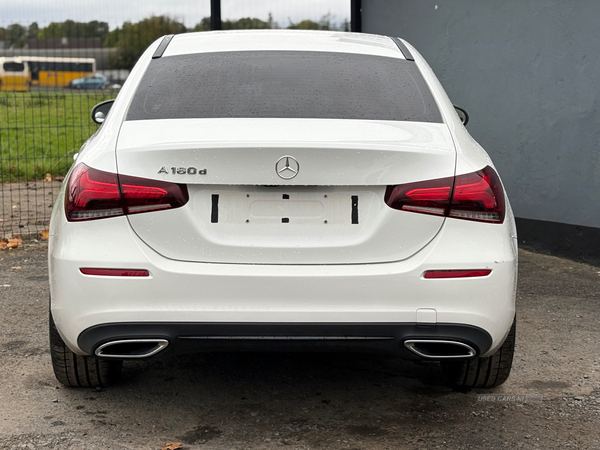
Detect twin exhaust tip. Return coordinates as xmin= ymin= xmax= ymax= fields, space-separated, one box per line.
xmin=95 ymin=339 xmax=169 ymax=359
xmin=404 ymin=339 xmax=476 ymax=359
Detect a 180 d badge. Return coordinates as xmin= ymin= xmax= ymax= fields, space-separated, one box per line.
xmin=158 ymin=166 xmax=207 ymax=175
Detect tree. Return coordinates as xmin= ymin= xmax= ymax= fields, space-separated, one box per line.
xmin=287 ymin=19 xmax=322 ymax=30
xmin=267 ymin=13 xmax=279 ymax=29
xmin=191 ymin=17 xmax=211 ymax=32
xmin=191 ymin=16 xmax=274 ymax=31
xmin=86 ymin=21 xmax=109 ymax=39
xmin=38 ymin=20 xmax=110 ymax=40
xmin=222 ymin=17 xmax=271 ymax=30
xmin=38 ymin=22 xmax=62 ymax=39
xmin=105 ymin=16 xmax=187 ymax=69
xmin=27 ymin=22 xmax=39 ymax=40
xmin=287 ymin=13 xmax=344 ymax=31
xmin=4 ymin=24 xmax=27 ymax=48
xmin=319 ymin=13 xmax=335 ymax=30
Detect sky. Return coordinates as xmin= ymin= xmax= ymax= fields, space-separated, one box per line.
xmin=1 ymin=0 xmax=351 ymax=29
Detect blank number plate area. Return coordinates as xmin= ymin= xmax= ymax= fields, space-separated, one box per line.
xmin=187 ymin=187 xmax=382 ymax=260
xmin=210 ymin=189 xmax=362 ymax=226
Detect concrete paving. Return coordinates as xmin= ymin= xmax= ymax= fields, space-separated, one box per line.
xmin=0 ymin=243 xmax=599 ymax=449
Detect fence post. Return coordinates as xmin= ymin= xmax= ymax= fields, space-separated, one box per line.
xmin=211 ymin=0 xmax=222 ymax=30
xmin=351 ymin=0 xmax=362 ymax=32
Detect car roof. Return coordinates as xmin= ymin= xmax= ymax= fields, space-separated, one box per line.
xmin=163 ymin=30 xmax=405 ymax=60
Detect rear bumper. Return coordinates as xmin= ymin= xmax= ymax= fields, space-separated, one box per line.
xmin=79 ymin=322 xmax=493 ymax=360
xmin=49 ymin=211 xmax=517 ymax=358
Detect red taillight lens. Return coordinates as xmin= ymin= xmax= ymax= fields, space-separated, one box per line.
xmin=66 ymin=164 xmax=189 ymax=221
xmin=385 ymin=166 xmax=505 ymax=224
xmin=120 ymin=174 xmax=189 ymax=214
xmin=423 ymin=269 xmax=492 ymax=279
xmin=80 ymin=268 xmax=150 ymax=277
xmin=385 ymin=176 xmax=453 ymax=216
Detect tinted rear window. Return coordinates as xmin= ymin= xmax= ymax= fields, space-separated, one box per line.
xmin=126 ymin=51 xmax=442 ymax=123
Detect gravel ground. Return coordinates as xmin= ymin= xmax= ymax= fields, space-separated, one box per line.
xmin=0 ymin=243 xmax=599 ymax=449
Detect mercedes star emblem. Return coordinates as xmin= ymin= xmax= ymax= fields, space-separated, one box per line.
xmin=275 ymin=156 xmax=300 ymax=180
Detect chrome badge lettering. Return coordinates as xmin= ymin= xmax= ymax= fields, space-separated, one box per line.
xmin=158 ymin=166 xmax=207 ymax=175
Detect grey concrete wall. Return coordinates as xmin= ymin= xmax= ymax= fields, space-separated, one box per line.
xmin=363 ymin=0 xmax=600 ymax=228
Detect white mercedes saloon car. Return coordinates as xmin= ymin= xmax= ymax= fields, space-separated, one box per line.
xmin=48 ymin=30 xmax=517 ymax=389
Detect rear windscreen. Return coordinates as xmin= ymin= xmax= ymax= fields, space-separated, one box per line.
xmin=126 ymin=51 xmax=442 ymax=123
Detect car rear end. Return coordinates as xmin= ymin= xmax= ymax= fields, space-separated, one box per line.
xmin=49 ymin=31 xmax=517 ymax=385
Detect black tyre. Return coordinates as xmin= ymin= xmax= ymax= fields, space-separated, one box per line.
xmin=49 ymin=313 xmax=122 ymax=387
xmin=442 ymin=318 xmax=515 ymax=389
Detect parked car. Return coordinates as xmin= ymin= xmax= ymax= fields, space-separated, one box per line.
xmin=49 ymin=30 xmax=517 ymax=389
xmin=69 ymin=73 xmax=109 ymax=89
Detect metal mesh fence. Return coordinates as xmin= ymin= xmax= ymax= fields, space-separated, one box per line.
xmin=0 ymin=1 xmax=350 ymax=240
xmin=1 ymin=91 xmax=113 ymax=239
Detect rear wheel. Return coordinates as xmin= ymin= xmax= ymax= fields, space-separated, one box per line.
xmin=49 ymin=313 xmax=122 ymax=387
xmin=441 ymin=318 xmax=515 ymax=389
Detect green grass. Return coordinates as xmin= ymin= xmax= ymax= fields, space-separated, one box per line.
xmin=0 ymin=91 xmax=114 ymax=181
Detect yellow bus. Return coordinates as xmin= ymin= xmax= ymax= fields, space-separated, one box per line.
xmin=23 ymin=56 xmax=96 ymax=88
xmin=0 ymin=57 xmax=31 ymax=92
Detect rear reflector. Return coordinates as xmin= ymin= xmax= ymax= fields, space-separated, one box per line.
xmin=66 ymin=164 xmax=189 ymax=221
xmin=80 ymin=268 xmax=150 ymax=277
xmin=385 ymin=166 xmax=505 ymax=223
xmin=423 ymin=269 xmax=492 ymax=279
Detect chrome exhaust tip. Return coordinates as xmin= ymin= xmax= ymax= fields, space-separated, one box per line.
xmin=404 ymin=339 xmax=476 ymax=359
xmin=95 ymin=339 xmax=169 ymax=358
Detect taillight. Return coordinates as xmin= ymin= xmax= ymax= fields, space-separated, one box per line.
xmin=384 ymin=166 xmax=505 ymax=223
xmin=66 ymin=163 xmax=189 ymax=221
